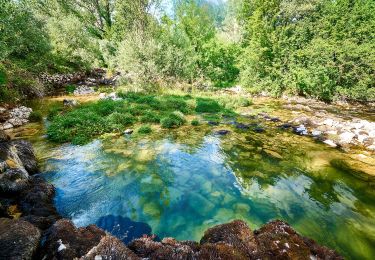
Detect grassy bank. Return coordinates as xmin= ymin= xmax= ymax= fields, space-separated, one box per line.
xmin=47 ymin=92 xmax=251 ymax=145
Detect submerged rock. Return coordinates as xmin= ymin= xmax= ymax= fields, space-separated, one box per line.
xmin=96 ymin=215 xmax=153 ymax=244
xmin=0 ymin=218 xmax=41 ymax=259
xmin=215 ymin=129 xmax=230 ymax=135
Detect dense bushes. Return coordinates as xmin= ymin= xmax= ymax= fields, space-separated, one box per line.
xmin=239 ymin=0 xmax=375 ymax=102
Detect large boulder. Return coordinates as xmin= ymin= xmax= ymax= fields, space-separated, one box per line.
xmin=128 ymin=237 xmax=199 ymax=259
xmin=200 ymin=220 xmax=257 ymax=259
xmin=81 ymin=235 xmax=140 ymax=260
xmin=0 ymin=168 xmax=30 ymax=194
xmin=40 ymin=219 xmax=106 ymax=259
xmin=19 ymin=176 xmax=60 ymax=230
xmin=0 ymin=130 xmax=10 ymax=142
xmin=12 ymin=140 xmax=38 ymax=174
xmin=253 ymin=220 xmax=342 ymax=259
xmin=0 ymin=218 xmax=41 ymax=259
xmin=200 ymin=220 xmax=257 ymax=258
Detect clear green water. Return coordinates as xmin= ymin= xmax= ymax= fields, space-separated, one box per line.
xmin=17 ymin=99 xmax=375 ymax=259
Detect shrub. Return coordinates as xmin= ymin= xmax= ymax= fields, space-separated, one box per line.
xmin=138 ymin=125 xmax=152 ymax=134
xmin=191 ymin=119 xmax=199 ymax=126
xmin=195 ymin=98 xmax=222 ymax=113
xmin=140 ymin=111 xmax=160 ymax=123
xmin=29 ymin=111 xmax=43 ymax=122
xmin=65 ymin=85 xmax=76 ymax=94
xmin=161 ymin=112 xmax=186 ymax=129
xmin=107 ymin=112 xmax=135 ymax=126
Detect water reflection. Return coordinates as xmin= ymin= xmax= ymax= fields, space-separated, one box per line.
xmin=41 ymin=131 xmax=375 ymax=259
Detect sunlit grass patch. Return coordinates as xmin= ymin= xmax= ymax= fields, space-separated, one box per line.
xmin=47 ymin=91 xmax=237 ymax=144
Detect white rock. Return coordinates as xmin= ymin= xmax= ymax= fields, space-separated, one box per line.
xmin=357 ymin=134 xmax=369 ymax=143
xmin=311 ymin=130 xmax=322 ymax=137
xmin=339 ymin=132 xmax=356 ymax=144
xmin=57 ymin=239 xmax=66 ymax=252
xmin=2 ymin=122 xmax=13 ymax=130
xmin=124 ymin=129 xmax=133 ymax=135
xmin=323 ymin=140 xmax=337 ymax=148
xmin=367 ymin=145 xmax=375 ymax=151
xmin=323 ymin=118 xmax=334 ymax=127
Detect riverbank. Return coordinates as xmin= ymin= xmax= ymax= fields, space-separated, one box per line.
xmin=0 ymin=130 xmax=343 ymax=259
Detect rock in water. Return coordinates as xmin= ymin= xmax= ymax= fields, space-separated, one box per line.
xmin=0 ymin=218 xmax=41 ymax=259
xmin=96 ymin=215 xmax=153 ymax=244
xmin=40 ymin=219 xmax=106 ymax=259
xmin=13 ymin=140 xmax=38 ymax=174
xmin=254 ymin=220 xmax=342 ymax=259
xmin=81 ymin=235 xmax=140 ymax=260
xmin=200 ymin=220 xmax=257 ymax=258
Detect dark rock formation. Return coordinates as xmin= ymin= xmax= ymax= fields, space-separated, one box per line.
xmin=127 ymin=220 xmax=342 ymax=260
xmin=253 ymin=220 xmax=343 ymax=259
xmin=19 ymin=175 xmax=60 ymax=230
xmin=81 ymin=235 xmax=140 ymax=260
xmin=200 ymin=220 xmax=257 ymax=258
xmin=0 ymin=218 xmax=41 ymax=259
xmin=12 ymin=140 xmax=38 ymax=174
xmin=40 ymin=219 xmax=106 ymax=259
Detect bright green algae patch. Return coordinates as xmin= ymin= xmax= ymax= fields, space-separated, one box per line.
xmin=46 ymin=93 xmax=241 ymax=144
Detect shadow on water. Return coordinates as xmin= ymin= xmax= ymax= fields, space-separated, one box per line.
xmin=96 ymin=215 xmax=155 ymax=244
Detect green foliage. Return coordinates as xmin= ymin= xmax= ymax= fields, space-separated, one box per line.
xmin=140 ymin=111 xmax=161 ymax=123
xmin=29 ymin=111 xmax=43 ymax=122
xmin=47 ymin=93 xmax=228 ymax=144
xmin=107 ymin=112 xmax=135 ymax=126
xmin=47 ymin=104 xmax=64 ymax=120
xmin=161 ymin=112 xmax=186 ymax=128
xmin=138 ymin=125 xmax=152 ymax=134
xmin=195 ymin=98 xmax=222 ymax=113
xmin=65 ymin=85 xmax=76 ymax=94
xmin=201 ymin=39 xmax=240 ymax=87
xmin=191 ymin=119 xmax=200 ymax=126
xmin=239 ymin=0 xmax=375 ymax=101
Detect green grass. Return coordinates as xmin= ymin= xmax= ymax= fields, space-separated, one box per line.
xmin=191 ymin=119 xmax=199 ymax=126
xmin=29 ymin=111 xmax=43 ymax=122
xmin=138 ymin=125 xmax=152 ymax=134
xmin=47 ymin=92 xmax=235 ymax=144
xmin=195 ymin=98 xmax=222 ymax=113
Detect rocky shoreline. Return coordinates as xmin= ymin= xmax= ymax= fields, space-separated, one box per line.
xmin=0 ymin=130 xmax=343 ymax=259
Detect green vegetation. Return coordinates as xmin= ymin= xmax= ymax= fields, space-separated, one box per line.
xmin=47 ymin=92 xmax=249 ymax=144
xmin=29 ymin=111 xmax=43 ymax=122
xmin=65 ymin=85 xmax=76 ymax=94
xmin=138 ymin=125 xmax=152 ymax=134
xmin=191 ymin=119 xmax=200 ymax=126
xmin=1 ymin=0 xmax=374 ymax=103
